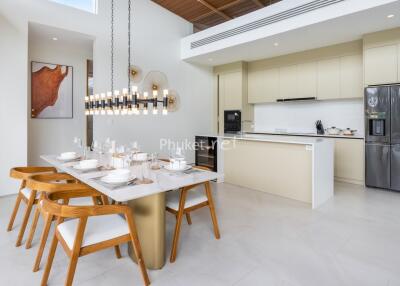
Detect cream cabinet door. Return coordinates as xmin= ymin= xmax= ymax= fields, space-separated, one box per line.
xmin=364 ymin=45 xmax=398 ymax=85
xmin=334 ymin=139 xmax=364 ymax=185
xmin=398 ymin=44 xmax=400 ymax=82
xmin=248 ymin=68 xmax=279 ymax=103
xmin=219 ymin=71 xmax=242 ymax=110
xmin=297 ymin=62 xmax=317 ymax=98
xmin=279 ymin=65 xmax=298 ymax=99
xmin=340 ymin=54 xmax=363 ymax=99
xmin=317 ymin=58 xmax=340 ymax=100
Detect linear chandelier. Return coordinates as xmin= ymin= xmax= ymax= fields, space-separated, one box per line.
xmin=85 ymin=0 xmax=168 ymax=116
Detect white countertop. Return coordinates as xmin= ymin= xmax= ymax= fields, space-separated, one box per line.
xmin=248 ymin=131 xmax=364 ymax=140
xmin=199 ymin=133 xmax=326 ymax=145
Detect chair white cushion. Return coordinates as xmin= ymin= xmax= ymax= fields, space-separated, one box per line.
xmin=166 ymin=187 xmax=208 ymax=211
xmin=69 ymin=197 xmax=96 ymax=206
xmin=21 ymin=188 xmax=40 ymax=199
xmin=57 ymin=214 xmax=130 ymax=249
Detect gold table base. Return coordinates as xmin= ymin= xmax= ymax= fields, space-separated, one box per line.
xmin=127 ymin=192 xmax=166 ymax=270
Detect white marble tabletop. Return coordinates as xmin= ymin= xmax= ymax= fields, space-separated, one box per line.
xmin=41 ymin=155 xmax=221 ymax=202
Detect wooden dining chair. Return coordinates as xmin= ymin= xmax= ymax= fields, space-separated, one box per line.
xmin=40 ymin=188 xmax=150 ymax=286
xmin=7 ymin=167 xmax=57 ymax=247
xmin=25 ymin=173 xmax=98 ymax=272
xmin=166 ymin=166 xmax=221 ymax=263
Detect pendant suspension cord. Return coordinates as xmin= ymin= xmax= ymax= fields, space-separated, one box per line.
xmin=111 ymin=0 xmax=115 ymax=92
xmin=128 ymin=0 xmax=131 ymax=93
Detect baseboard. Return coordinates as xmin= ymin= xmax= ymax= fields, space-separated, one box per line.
xmin=335 ymin=177 xmax=364 ymax=186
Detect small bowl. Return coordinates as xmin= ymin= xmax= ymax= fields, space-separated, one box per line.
xmin=78 ymin=159 xmax=98 ymax=169
xmin=60 ymin=152 xmax=77 ymax=160
xmin=107 ymin=169 xmax=131 ymax=180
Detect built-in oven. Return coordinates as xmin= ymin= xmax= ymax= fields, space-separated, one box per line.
xmin=224 ymin=110 xmax=241 ymax=133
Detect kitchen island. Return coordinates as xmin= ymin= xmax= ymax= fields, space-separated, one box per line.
xmin=210 ymin=133 xmax=334 ymax=209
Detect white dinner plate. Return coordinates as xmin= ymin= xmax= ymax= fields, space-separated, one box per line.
xmin=164 ymin=165 xmax=192 ymax=172
xmin=56 ymin=155 xmax=80 ymax=161
xmin=73 ymin=164 xmax=99 ymax=171
xmin=101 ymin=175 xmax=136 ymax=185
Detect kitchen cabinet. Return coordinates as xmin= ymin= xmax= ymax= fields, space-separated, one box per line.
xmin=248 ymin=68 xmax=279 ymax=103
xmin=398 ymin=44 xmax=400 ymax=82
xmin=219 ymin=71 xmax=242 ymax=110
xmin=334 ymin=138 xmax=364 ymax=185
xmin=364 ymin=45 xmax=398 ymax=85
xmin=340 ymin=54 xmax=363 ymax=98
xmin=297 ymin=62 xmax=317 ymax=98
xmin=215 ymin=62 xmax=253 ymax=134
xmin=279 ymin=65 xmax=298 ymax=99
xmin=317 ymin=58 xmax=340 ymax=100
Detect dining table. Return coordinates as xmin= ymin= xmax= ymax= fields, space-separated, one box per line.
xmin=41 ymin=154 xmax=221 ymax=270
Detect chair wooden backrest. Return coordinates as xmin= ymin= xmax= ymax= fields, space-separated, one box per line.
xmin=10 ymin=167 xmax=57 ymax=181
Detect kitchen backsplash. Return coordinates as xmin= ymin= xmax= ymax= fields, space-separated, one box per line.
xmin=254 ymin=98 xmax=364 ymax=136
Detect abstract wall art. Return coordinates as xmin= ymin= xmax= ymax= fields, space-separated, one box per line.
xmin=31 ymin=61 xmax=73 ymax=118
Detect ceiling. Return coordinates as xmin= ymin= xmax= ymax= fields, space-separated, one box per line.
xmin=181 ymin=0 xmax=400 ymax=66
xmin=28 ymin=22 xmax=94 ymax=49
xmin=152 ymin=0 xmax=282 ymax=32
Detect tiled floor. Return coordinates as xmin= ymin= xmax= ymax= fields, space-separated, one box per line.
xmin=1 ymin=182 xmax=400 ymax=286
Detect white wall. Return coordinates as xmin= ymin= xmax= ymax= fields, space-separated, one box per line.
xmin=0 ymin=0 xmax=214 ymax=195
xmin=0 ymin=15 xmax=28 ymax=196
xmin=92 ymin=0 xmax=213 ymax=162
xmin=254 ymin=99 xmax=364 ymax=136
xmin=28 ymin=29 xmax=93 ymax=165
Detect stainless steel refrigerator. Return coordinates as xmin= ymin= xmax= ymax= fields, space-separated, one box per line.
xmin=365 ymin=85 xmax=400 ymax=190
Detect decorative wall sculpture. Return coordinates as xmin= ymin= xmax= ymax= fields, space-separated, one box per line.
xmin=31 ymin=61 xmax=73 ymax=118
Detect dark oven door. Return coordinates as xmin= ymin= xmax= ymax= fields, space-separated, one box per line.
xmin=224 ymin=110 xmax=241 ymax=133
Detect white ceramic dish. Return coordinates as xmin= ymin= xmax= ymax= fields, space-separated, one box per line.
xmin=57 ymin=152 xmax=79 ymax=161
xmin=101 ymin=174 xmax=135 ymax=184
xmin=106 ymin=169 xmax=131 ymax=181
xmin=164 ymin=165 xmax=192 ymax=172
xmin=77 ymin=159 xmax=98 ymax=169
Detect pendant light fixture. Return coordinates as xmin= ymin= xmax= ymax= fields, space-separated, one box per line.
xmin=85 ymin=0 xmax=168 ymax=116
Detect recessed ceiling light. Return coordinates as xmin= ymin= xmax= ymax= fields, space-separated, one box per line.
xmin=52 ymin=37 xmax=58 ymax=41
xmin=274 ymin=42 xmax=279 ymax=46
xmin=387 ymin=14 xmax=395 ymax=18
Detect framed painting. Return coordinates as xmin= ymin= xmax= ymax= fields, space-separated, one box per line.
xmin=31 ymin=61 xmax=73 ymax=118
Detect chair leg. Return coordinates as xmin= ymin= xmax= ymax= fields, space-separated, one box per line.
xmin=26 ymin=205 xmax=41 ymax=249
xmin=33 ymin=213 xmax=53 ymax=272
xmin=114 ymin=245 xmax=122 ymax=259
xmin=40 ymin=232 xmax=58 ymax=286
xmin=65 ymin=255 xmax=79 ymax=286
xmin=16 ymin=191 xmax=36 ymax=247
xmin=125 ymin=212 xmax=150 ymax=286
xmin=65 ymin=217 xmax=87 ymax=286
xmin=186 ymin=213 xmax=192 ymax=225
xmin=205 ymin=182 xmax=221 ymax=239
xmin=7 ymin=192 xmax=23 ymax=231
xmin=170 ymin=188 xmax=188 ymax=263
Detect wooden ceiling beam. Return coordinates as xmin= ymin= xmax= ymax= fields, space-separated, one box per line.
xmin=196 ymin=0 xmax=232 ymax=20
xmin=191 ymin=0 xmax=242 ymax=22
xmin=251 ymin=0 xmax=264 ymax=8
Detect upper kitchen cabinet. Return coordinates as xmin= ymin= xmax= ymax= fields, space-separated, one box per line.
xmin=363 ymin=28 xmax=400 ymax=86
xmin=297 ymin=62 xmax=317 ymax=98
xmin=219 ymin=71 xmax=242 ymax=110
xmin=364 ymin=45 xmax=398 ymax=85
xmin=248 ymin=68 xmax=279 ymax=103
xmin=340 ymin=54 xmax=363 ymax=99
xmin=279 ymin=65 xmax=298 ymax=99
xmin=317 ymin=58 xmax=340 ymax=100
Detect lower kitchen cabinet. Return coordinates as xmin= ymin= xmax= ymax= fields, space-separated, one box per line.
xmin=334 ymin=138 xmax=364 ymax=185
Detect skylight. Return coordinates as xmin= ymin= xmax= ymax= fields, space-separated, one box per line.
xmin=50 ymin=0 xmax=98 ymax=14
